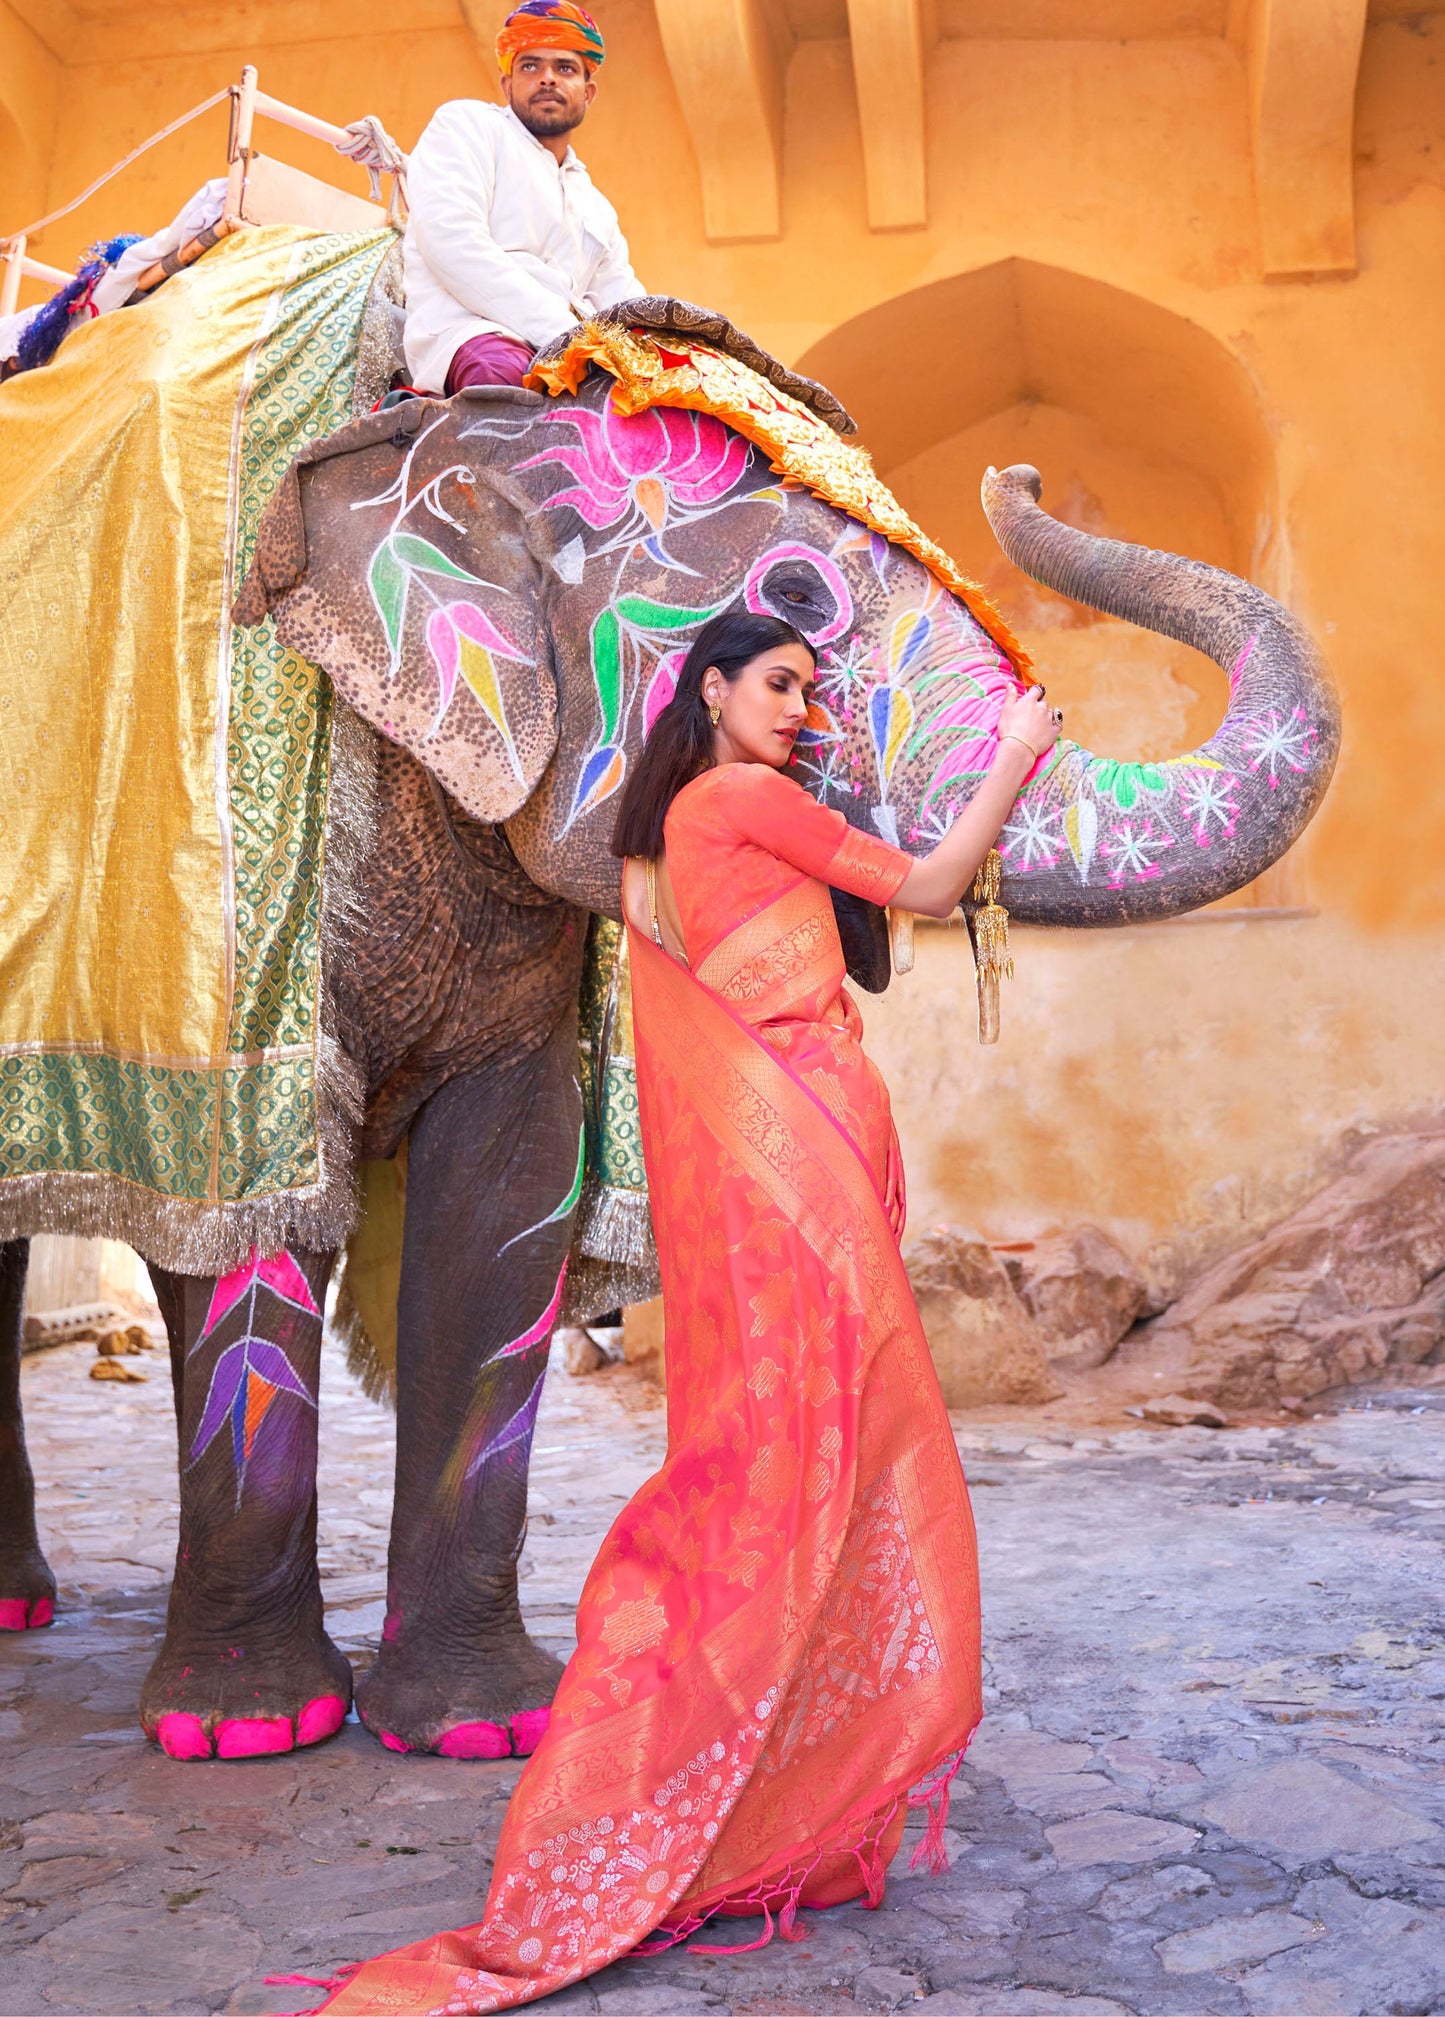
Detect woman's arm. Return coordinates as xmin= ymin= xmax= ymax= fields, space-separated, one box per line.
xmin=893 ymin=685 xmax=1060 ymax=919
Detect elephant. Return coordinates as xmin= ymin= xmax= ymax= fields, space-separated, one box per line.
xmin=0 ymin=298 xmax=1338 ymax=1763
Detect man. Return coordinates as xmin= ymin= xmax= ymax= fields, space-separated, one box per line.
xmin=403 ymin=0 xmax=643 ymax=397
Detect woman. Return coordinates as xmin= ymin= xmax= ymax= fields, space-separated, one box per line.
xmin=312 ymin=613 xmax=1059 ymax=2014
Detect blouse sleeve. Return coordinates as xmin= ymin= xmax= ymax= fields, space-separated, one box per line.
xmin=719 ymin=766 xmax=913 ymax=906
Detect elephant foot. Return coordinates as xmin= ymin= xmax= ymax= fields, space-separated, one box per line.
xmin=140 ymin=1622 xmax=353 ymax=1761
xmin=0 ymin=1544 xmax=57 ymax=1631
xmin=356 ymin=1620 xmax=563 ymax=1759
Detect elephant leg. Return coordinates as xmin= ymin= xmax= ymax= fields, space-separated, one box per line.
xmin=139 ymin=1247 xmax=352 ymax=1760
xmin=356 ymin=1020 xmax=581 ymax=1758
xmin=0 ymin=1241 xmax=57 ymax=1630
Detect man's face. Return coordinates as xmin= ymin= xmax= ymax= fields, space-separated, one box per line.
xmin=503 ymin=48 xmax=596 ymax=141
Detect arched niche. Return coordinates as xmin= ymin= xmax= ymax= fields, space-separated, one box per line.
xmin=797 ymin=260 xmax=1280 ymax=775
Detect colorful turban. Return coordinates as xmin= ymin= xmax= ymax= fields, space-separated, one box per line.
xmin=496 ymin=1 xmax=606 ymax=75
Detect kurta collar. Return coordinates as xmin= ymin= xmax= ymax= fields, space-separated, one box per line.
xmin=501 ymin=101 xmax=581 ymax=174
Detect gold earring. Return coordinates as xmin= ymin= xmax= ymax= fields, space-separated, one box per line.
xmin=708 ymin=701 xmax=721 ymax=727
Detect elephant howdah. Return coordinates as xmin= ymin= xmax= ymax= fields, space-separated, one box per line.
xmin=0 ymin=228 xmax=1338 ymax=1762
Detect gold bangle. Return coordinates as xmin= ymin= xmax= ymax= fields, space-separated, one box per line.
xmin=998 ymin=734 xmax=1039 ymax=760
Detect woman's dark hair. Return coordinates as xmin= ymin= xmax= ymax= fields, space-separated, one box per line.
xmin=610 ymin=611 xmax=816 ymax=860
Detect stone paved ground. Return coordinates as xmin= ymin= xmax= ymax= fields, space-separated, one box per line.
xmin=1 ymin=1337 xmax=1442 ymax=2017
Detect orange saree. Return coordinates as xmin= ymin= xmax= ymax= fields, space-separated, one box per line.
xmin=314 ymin=764 xmax=982 ymax=2015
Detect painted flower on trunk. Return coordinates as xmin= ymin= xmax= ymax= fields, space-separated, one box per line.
xmin=520 ymin=402 xmax=752 ymax=568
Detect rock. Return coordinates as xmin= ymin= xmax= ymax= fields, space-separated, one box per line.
xmin=89 ymin=1356 xmax=147 ymax=1382
xmin=595 ymin=1989 xmax=720 ymax=2015
xmin=558 ymin=1326 xmax=607 ymax=1377
xmin=855 ymin=1964 xmax=924 ymax=2008
xmin=1006 ymin=1226 xmax=1147 ymax=1369
xmin=1136 ymin=1395 xmax=1228 ymax=1428
xmin=20 ymin=1302 xmax=131 ymax=1352
xmin=919 ymin=1994 xmax=1132 ymax=2016
xmin=4 ymin=1855 xmax=130 ymax=1903
xmin=1156 ymin=1907 xmax=1323 ymax=1974
xmin=1044 ymin=1811 xmax=1200 ymax=1867
xmin=1096 ymin=1863 xmax=1214 ymax=1921
xmin=905 ymin=1230 xmax=1063 ymax=1408
xmin=35 ymin=1906 xmax=261 ymax=2013
xmin=1196 ymin=1757 xmax=1439 ymax=1863
xmin=1137 ymin=1130 xmax=1445 ymax=1409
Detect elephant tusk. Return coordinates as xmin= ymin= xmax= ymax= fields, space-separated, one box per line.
xmin=888 ymin=908 xmax=915 ymax=976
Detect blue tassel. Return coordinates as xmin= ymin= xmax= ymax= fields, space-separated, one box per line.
xmin=14 ymin=232 xmax=143 ymax=374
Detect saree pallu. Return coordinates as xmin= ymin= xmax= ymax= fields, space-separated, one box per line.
xmin=318 ymin=878 xmax=981 ymax=2015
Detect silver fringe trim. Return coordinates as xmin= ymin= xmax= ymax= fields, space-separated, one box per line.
xmin=0 ymin=697 xmax=379 ymax=1275
xmin=561 ymin=1179 xmax=660 ymax=1323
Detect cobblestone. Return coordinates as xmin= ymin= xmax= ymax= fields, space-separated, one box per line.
xmin=0 ymin=1340 xmax=1442 ymax=2015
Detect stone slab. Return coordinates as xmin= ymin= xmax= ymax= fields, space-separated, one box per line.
xmin=1197 ymin=1757 xmax=1438 ymax=1863
xmin=1044 ymin=1811 xmax=1201 ymax=1868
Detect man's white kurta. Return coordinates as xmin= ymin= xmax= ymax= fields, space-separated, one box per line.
xmin=403 ymin=99 xmax=642 ymax=394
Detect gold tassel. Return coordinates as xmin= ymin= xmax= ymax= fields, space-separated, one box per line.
xmin=970 ymin=847 xmax=1013 ymax=1046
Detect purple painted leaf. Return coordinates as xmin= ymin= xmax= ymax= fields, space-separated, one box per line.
xmin=245 ymin=1338 xmax=315 ymax=1402
xmin=190 ymin=1344 xmax=248 ymax=1461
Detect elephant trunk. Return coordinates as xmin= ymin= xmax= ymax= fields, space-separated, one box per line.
xmin=977 ymin=464 xmax=1341 ymax=927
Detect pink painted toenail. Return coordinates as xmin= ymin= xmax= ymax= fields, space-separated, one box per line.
xmin=156 ymin=1713 xmax=212 ymax=1761
xmin=296 ymin=1694 xmax=346 ymax=1747
xmin=0 ymin=1601 xmax=29 ymax=1632
xmin=379 ymin=1730 xmax=412 ymax=1753
xmin=27 ymin=1597 xmax=53 ymax=1628
xmin=215 ymin=1715 xmax=294 ymax=1758
xmin=509 ymin=1708 xmax=551 ymax=1756
xmin=437 ymin=1721 xmax=511 ymax=1760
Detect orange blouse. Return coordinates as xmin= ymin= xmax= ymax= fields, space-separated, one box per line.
xmin=665 ymin=764 xmax=911 ymax=975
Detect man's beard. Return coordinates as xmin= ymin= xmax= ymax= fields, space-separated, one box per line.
xmin=513 ymin=96 xmax=585 ymax=141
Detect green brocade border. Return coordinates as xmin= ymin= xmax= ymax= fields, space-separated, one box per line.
xmin=0 ymin=229 xmax=392 ymax=1250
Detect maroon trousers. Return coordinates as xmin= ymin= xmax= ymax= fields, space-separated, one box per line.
xmin=444 ymin=333 xmax=535 ymax=395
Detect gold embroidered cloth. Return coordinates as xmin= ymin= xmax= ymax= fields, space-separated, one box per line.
xmin=527 ymin=320 xmax=1032 ymax=675
xmin=0 ymin=224 xmax=394 ymax=1268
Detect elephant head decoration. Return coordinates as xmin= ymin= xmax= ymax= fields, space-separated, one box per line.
xmin=238 ymin=307 xmax=1339 ymax=964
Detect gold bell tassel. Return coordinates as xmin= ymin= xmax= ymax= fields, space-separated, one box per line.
xmin=968 ymin=847 xmax=1013 ymax=1046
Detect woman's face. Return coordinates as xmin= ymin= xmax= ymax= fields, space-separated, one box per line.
xmin=703 ymin=642 xmax=816 ymax=771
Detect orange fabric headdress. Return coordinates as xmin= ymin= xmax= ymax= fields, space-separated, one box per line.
xmin=496 ymin=1 xmax=606 ymax=75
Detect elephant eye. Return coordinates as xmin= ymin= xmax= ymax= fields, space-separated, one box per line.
xmin=756 ymin=562 xmax=838 ymax=639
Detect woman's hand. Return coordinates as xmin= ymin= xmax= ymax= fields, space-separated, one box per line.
xmin=893 ymin=679 xmax=1066 ymax=919
xmin=995 ymin=683 xmax=1062 ymax=767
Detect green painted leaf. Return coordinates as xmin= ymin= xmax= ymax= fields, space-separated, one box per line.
xmin=391 ymin=532 xmax=482 ymax=583
xmin=368 ymin=541 xmax=408 ymax=660
xmin=591 ymin=607 xmax=622 ymax=744
xmin=615 ymin=594 xmax=719 ymax=632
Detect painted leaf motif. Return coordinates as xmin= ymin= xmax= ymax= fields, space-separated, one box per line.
xmin=457 ymin=637 xmax=523 ymax=782
xmin=643 ymin=651 xmax=684 ymax=739
xmin=426 ymin=604 xmax=461 ymax=713
xmin=245 ymin=1338 xmax=314 ymax=1400
xmin=571 ymin=744 xmax=624 ymax=821
xmin=390 ymin=532 xmax=484 ymax=583
xmin=590 ymin=607 xmax=622 ymax=744
xmin=368 ymin=541 xmax=408 ymax=663
xmin=1064 ymin=797 xmax=1098 ymax=874
xmin=191 ymin=1343 xmax=247 ymax=1461
xmin=615 ymin=595 xmax=720 ymax=632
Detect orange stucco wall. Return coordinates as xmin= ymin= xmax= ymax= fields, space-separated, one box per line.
xmin=3 ymin=1 xmax=1441 ymax=1288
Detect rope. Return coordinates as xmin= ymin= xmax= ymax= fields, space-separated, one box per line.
xmin=5 ymin=88 xmax=232 ymax=245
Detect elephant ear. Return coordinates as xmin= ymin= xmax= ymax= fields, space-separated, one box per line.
xmin=239 ymin=403 xmax=555 ymax=823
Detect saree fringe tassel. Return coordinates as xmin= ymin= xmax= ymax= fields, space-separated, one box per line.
xmin=908 ymin=1748 xmax=968 ymax=1875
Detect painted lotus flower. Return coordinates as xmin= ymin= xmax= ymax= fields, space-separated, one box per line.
xmin=520 ymin=402 xmax=751 ymax=565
